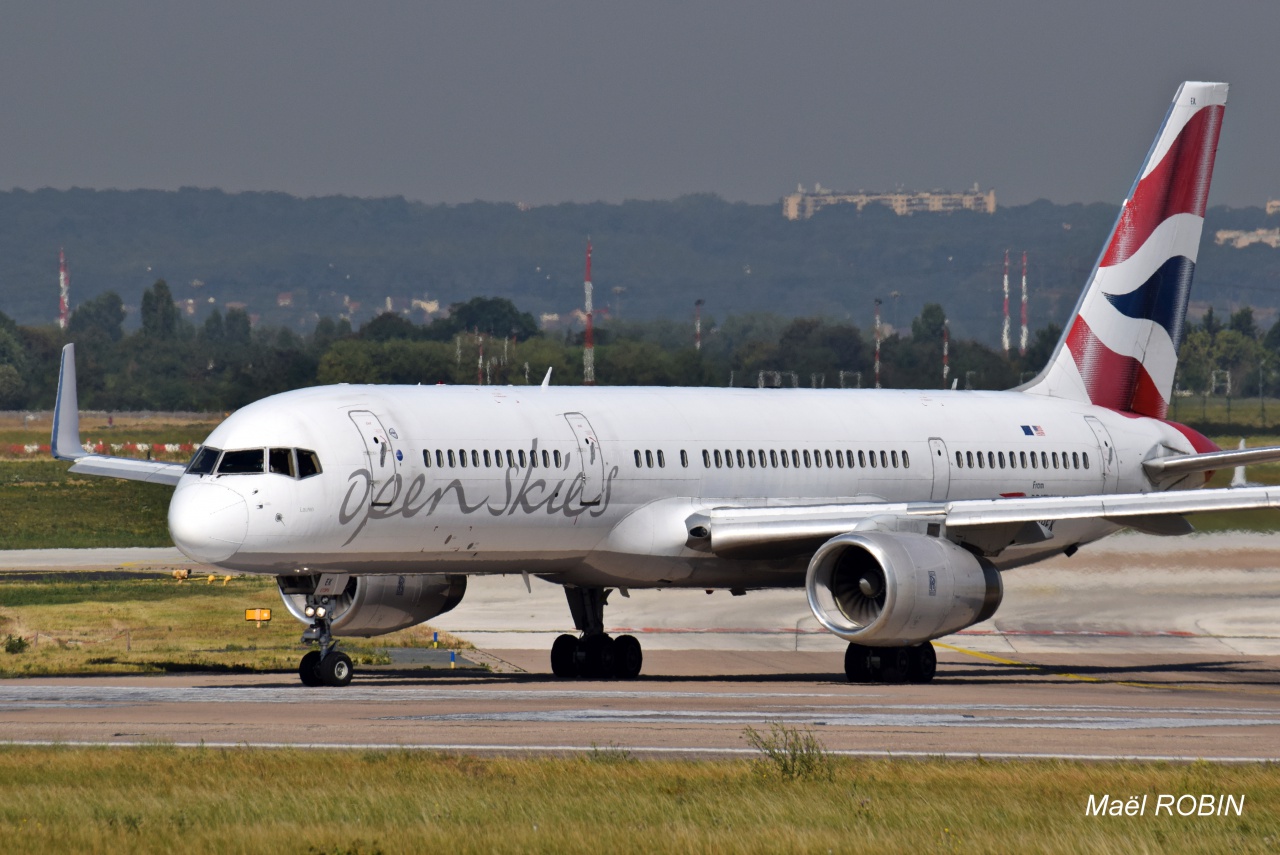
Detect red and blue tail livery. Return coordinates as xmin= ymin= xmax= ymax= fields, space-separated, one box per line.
xmin=1027 ymin=82 xmax=1227 ymax=419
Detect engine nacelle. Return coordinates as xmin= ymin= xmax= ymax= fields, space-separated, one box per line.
xmin=277 ymin=574 xmax=467 ymax=638
xmin=806 ymin=532 xmax=1001 ymax=646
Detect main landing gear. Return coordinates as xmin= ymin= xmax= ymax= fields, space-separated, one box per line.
xmin=845 ymin=641 xmax=936 ymax=684
xmin=297 ymin=595 xmax=353 ymax=687
xmin=550 ymin=586 xmax=644 ymax=680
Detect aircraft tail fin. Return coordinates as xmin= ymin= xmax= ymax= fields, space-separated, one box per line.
xmin=1023 ymin=82 xmax=1227 ymax=418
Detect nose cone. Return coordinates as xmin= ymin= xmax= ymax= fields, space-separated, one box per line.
xmin=168 ymin=482 xmax=249 ymax=564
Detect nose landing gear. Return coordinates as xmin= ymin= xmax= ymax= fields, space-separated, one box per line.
xmin=298 ymin=596 xmax=353 ymax=687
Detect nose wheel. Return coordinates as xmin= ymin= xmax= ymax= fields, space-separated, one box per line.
xmin=297 ymin=596 xmax=354 ymax=687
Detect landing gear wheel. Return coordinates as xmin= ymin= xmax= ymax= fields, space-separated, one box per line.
xmin=612 ymin=634 xmax=643 ymax=679
xmin=299 ymin=650 xmax=322 ymax=687
xmin=878 ymin=647 xmax=910 ymax=684
xmin=318 ymin=650 xmax=353 ymax=687
xmin=844 ymin=643 xmax=873 ymax=683
xmin=906 ymin=642 xmax=937 ymax=684
xmin=578 ymin=634 xmax=615 ymax=679
xmin=551 ymin=634 xmax=580 ymax=678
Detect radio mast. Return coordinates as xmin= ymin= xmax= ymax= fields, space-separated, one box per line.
xmin=583 ymin=240 xmax=595 ymax=385
xmin=58 ymin=248 xmax=70 ymax=330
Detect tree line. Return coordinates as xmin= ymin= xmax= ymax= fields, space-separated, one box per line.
xmin=0 ymin=279 xmax=1273 ymax=414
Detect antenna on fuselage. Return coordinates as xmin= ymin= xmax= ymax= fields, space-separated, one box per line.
xmin=541 ymin=367 xmax=553 ymax=389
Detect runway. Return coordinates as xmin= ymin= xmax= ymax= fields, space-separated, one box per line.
xmin=0 ymin=532 xmax=1278 ymax=761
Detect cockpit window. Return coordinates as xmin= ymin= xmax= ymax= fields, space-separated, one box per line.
xmin=217 ymin=449 xmax=265 ymax=475
xmin=186 ymin=446 xmax=221 ymax=476
xmin=269 ymin=448 xmax=296 ymax=477
xmin=297 ymin=449 xmax=323 ymax=479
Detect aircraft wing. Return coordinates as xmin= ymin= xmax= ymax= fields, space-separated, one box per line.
xmin=51 ymin=343 xmax=186 ymax=486
xmin=704 ymin=486 xmax=1280 ymax=558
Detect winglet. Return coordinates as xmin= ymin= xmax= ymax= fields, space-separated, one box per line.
xmin=541 ymin=367 xmax=552 ymax=389
xmin=52 ymin=343 xmax=85 ymax=461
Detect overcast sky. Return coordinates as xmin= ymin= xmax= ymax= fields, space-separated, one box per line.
xmin=1 ymin=2 xmax=1277 ymax=208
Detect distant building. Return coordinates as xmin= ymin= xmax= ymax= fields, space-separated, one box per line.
xmin=1267 ymin=199 xmax=1280 ymax=216
xmin=1215 ymin=228 xmax=1280 ymax=249
xmin=782 ymin=183 xmax=996 ymax=220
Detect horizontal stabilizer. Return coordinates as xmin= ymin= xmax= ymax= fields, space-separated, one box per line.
xmin=52 ymin=343 xmax=186 ymax=486
xmin=1143 ymin=445 xmax=1280 ymax=479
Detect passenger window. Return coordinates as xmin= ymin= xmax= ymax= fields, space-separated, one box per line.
xmin=459 ymin=450 xmax=468 ymax=468
xmin=736 ymin=450 xmax=744 ymax=468
xmin=634 ymin=450 xmax=642 ymax=468
xmin=891 ymin=450 xmax=898 ymax=468
xmin=902 ymin=451 xmax=909 ymax=469
xmin=702 ymin=450 xmax=711 ymax=468
xmin=803 ymin=450 xmax=812 ymax=468
xmin=858 ymin=450 xmax=866 ymax=468
xmin=658 ymin=450 xmax=666 ymax=468
xmin=1007 ymin=451 xmax=1015 ymax=469
xmin=472 ymin=450 xmax=480 ymax=467
xmin=714 ymin=450 xmax=723 ymax=468
xmin=218 ymin=449 xmax=264 ymax=475
xmin=1020 ymin=451 xmax=1027 ymax=468
xmin=747 ymin=449 xmax=756 ymax=468
xmin=519 ymin=450 xmax=527 ymax=468
xmin=869 ymin=451 xmax=877 ymax=469
xmin=422 ymin=450 xmax=432 ymax=468
xmin=448 ymin=450 xmax=457 ymax=467
xmin=297 ymin=449 xmax=323 ymax=479
xmin=484 ymin=450 xmax=492 ymax=467
xmin=780 ymin=450 xmax=789 ymax=468
xmin=955 ymin=451 xmax=963 ymax=468
xmin=770 ymin=450 xmax=779 ymax=468
xmin=988 ymin=452 xmax=995 ymax=469
xmin=825 ymin=450 xmax=834 ymax=468
xmin=186 ymin=446 xmax=221 ymax=476
xmin=543 ymin=450 xmax=551 ymax=468
xmin=505 ymin=450 xmax=514 ymax=468
xmin=1041 ymin=451 xmax=1048 ymax=468
xmin=726 ymin=450 xmax=735 ymax=469
xmin=1052 ymin=452 xmax=1059 ymax=469
xmin=1072 ymin=452 xmax=1079 ymax=469
xmin=792 ymin=450 xmax=800 ymax=468
xmin=835 ymin=450 xmax=844 ymax=468
xmin=1083 ymin=452 xmax=1090 ymax=470
xmin=997 ymin=452 xmax=1005 ymax=469
xmin=530 ymin=449 xmax=538 ymax=468
xmin=977 ymin=452 xmax=985 ymax=469
xmin=1029 ymin=452 xmax=1037 ymax=469
xmin=880 ymin=450 xmax=888 ymax=468
xmin=646 ymin=450 xmax=654 ymax=468
xmin=813 ymin=450 xmax=822 ymax=469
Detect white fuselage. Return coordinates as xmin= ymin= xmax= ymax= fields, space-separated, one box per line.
xmin=166 ymin=384 xmax=1204 ymax=588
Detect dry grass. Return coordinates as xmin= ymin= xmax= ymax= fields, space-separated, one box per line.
xmin=0 ymin=748 xmax=1273 ymax=853
xmin=0 ymin=575 xmax=469 ymax=677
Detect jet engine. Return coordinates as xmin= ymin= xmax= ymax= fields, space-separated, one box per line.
xmin=277 ymin=573 xmax=466 ymax=637
xmin=806 ymin=532 xmax=1001 ymax=646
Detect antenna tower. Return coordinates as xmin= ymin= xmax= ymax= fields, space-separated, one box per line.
xmin=694 ymin=299 xmax=704 ymax=351
xmin=1019 ymin=251 xmax=1029 ymax=356
xmin=874 ymin=298 xmax=882 ymax=389
xmin=58 ymin=248 xmax=70 ymax=331
xmin=942 ymin=319 xmax=950 ymax=388
xmin=1001 ymin=249 xmax=1010 ymax=356
xmin=583 ymin=240 xmax=595 ymax=385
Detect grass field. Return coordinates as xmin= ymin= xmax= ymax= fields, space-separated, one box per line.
xmin=0 ymin=747 xmax=1273 ymax=854
xmin=0 ymin=575 xmax=468 ymax=677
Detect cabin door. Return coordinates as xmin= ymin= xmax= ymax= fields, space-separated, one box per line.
xmin=563 ymin=412 xmax=604 ymax=505
xmin=349 ymin=410 xmax=398 ymax=507
xmin=927 ymin=438 xmax=950 ymax=501
xmin=1084 ymin=416 xmax=1118 ymax=494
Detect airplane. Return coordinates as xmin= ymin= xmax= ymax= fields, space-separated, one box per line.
xmin=50 ymin=81 xmax=1280 ymax=688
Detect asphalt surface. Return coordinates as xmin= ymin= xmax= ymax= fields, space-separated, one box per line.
xmin=0 ymin=532 xmax=1278 ymax=760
